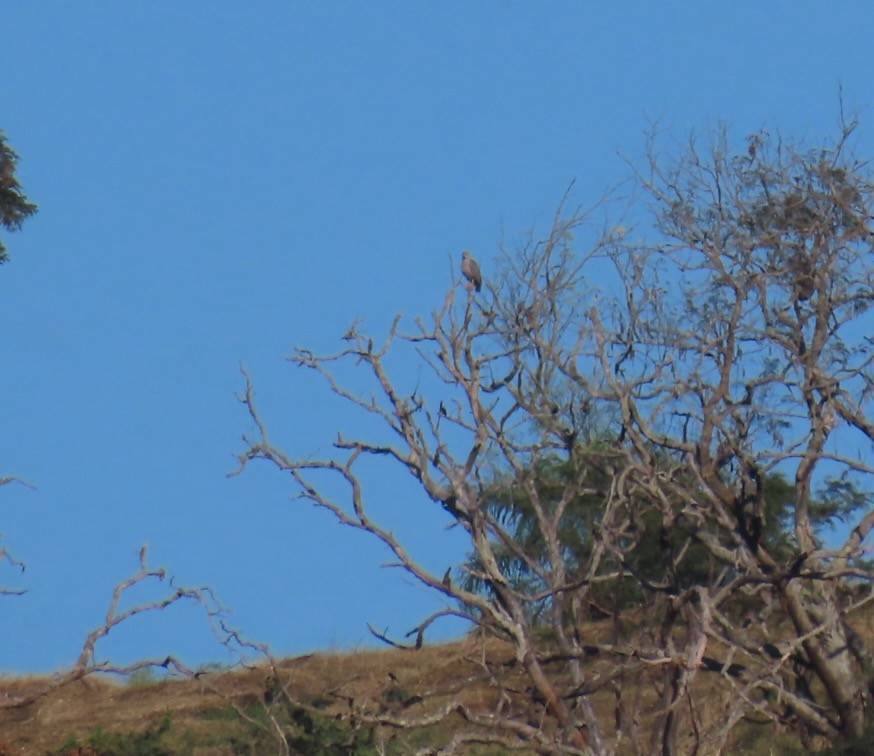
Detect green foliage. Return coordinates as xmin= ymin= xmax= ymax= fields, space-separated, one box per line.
xmin=728 ymin=716 xmax=806 ymax=755
xmin=461 ymin=446 xmax=865 ymax=618
xmin=383 ymin=686 xmax=415 ymax=706
xmin=194 ymin=703 xmax=279 ymax=754
xmin=52 ymin=706 xmax=283 ymax=755
xmin=285 ymin=704 xmax=377 ymax=755
xmin=0 ymin=130 xmax=37 ymax=262
xmin=51 ymin=713 xmax=175 ymax=756
xmin=817 ymin=721 xmax=874 ymax=755
xmin=194 ymin=696 xmax=379 ymax=754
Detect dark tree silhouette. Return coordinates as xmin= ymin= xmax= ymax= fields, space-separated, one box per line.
xmin=0 ymin=130 xmax=37 ymax=263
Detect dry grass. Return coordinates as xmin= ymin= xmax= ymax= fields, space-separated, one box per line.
xmin=0 ymin=636 xmax=526 ymax=755
xmin=0 ymin=602 xmax=870 ymax=755
xmin=0 ymin=632 xmax=750 ymax=755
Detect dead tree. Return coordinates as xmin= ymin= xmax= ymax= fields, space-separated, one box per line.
xmin=0 ymin=545 xmax=249 ymax=712
xmin=599 ymin=119 xmax=874 ymax=751
xmin=235 ymin=121 xmax=874 ymax=753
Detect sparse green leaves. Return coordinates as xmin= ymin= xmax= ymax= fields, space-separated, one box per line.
xmin=0 ymin=130 xmax=37 ymax=263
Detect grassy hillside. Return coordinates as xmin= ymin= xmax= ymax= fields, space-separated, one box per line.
xmin=0 ymin=637 xmax=525 ymax=755
xmin=1 ymin=609 xmax=871 ymax=755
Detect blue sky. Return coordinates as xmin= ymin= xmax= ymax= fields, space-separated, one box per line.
xmin=1 ymin=3 xmax=873 ymax=673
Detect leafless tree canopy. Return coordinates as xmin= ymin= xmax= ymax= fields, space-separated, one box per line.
xmin=237 ymin=121 xmax=874 ymax=753
xmin=0 ymin=545 xmax=253 ymax=713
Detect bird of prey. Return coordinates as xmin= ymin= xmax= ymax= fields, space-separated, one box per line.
xmin=461 ymin=250 xmax=482 ymax=292
xmin=442 ymin=568 xmax=452 ymax=590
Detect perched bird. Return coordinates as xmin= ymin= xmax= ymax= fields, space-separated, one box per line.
xmin=442 ymin=568 xmax=452 ymax=590
xmin=461 ymin=250 xmax=482 ymax=292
